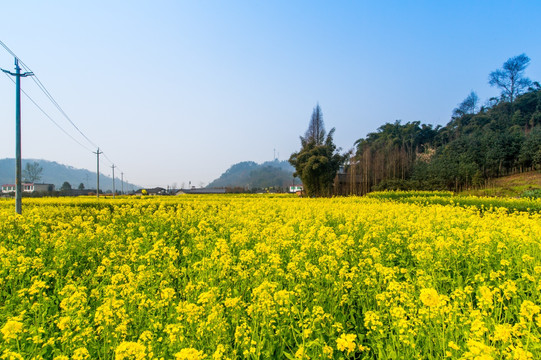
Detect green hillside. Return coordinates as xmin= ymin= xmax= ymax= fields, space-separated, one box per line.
xmin=335 ymin=55 xmax=541 ymax=196
xmin=207 ymin=160 xmax=299 ymax=190
xmin=461 ymin=170 xmax=541 ymax=198
xmin=345 ymin=88 xmax=541 ymax=195
xmin=0 ymin=159 xmax=139 ymax=192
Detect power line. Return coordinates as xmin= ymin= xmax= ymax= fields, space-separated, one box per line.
xmin=29 ymin=75 xmax=99 ymax=149
xmin=2 ymin=72 xmax=94 ymax=153
xmin=1 ymin=40 xmax=127 ymax=187
xmin=22 ymin=65 xmax=99 ymax=150
xmin=0 ymin=39 xmax=99 ymax=150
xmin=3 ymin=64 xmax=124 ymax=177
xmin=102 ymin=152 xmax=115 ymax=165
xmin=0 ymin=39 xmax=17 ymax=58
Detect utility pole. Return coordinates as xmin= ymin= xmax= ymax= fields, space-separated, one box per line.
xmin=111 ymin=164 xmax=116 ymax=199
xmin=121 ymin=172 xmax=124 ymax=195
xmin=1 ymin=58 xmax=34 ymax=214
xmin=93 ymin=148 xmax=103 ymax=199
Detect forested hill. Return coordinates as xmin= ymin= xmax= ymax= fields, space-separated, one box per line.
xmin=207 ymin=160 xmax=299 ymax=190
xmin=0 ymin=159 xmax=139 ymax=192
xmin=347 ymin=88 xmax=541 ymax=194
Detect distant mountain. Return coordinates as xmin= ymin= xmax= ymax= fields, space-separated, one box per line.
xmin=0 ymin=159 xmax=139 ymax=192
xmin=207 ymin=160 xmax=300 ymax=190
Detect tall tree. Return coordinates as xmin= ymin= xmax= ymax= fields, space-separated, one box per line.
xmin=22 ymin=161 xmax=43 ymax=183
xmin=489 ymin=54 xmax=532 ymax=104
xmin=289 ymin=105 xmax=344 ymax=196
xmin=304 ymin=103 xmax=326 ymax=145
xmin=453 ymin=91 xmax=479 ymax=117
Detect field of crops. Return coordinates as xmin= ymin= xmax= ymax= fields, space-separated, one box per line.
xmin=367 ymin=191 xmax=541 ymax=213
xmin=1 ymin=194 xmax=540 ymax=359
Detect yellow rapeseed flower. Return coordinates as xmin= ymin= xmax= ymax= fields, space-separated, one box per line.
xmin=323 ymin=345 xmax=333 ymax=358
xmin=294 ymin=345 xmax=306 ymax=359
xmin=1 ymin=320 xmax=23 ymax=341
xmin=419 ymin=288 xmax=440 ymax=307
xmin=175 ymin=348 xmax=207 ymax=360
xmin=493 ymin=324 xmax=513 ymax=343
xmin=0 ymin=350 xmax=24 ymax=360
xmin=520 ymin=300 xmax=540 ymax=321
xmin=2 ymin=193 xmax=541 ymax=358
xmin=115 ymin=342 xmax=146 ymax=360
xmin=336 ymin=333 xmax=357 ymax=355
xmin=72 ymin=347 xmax=90 ymax=360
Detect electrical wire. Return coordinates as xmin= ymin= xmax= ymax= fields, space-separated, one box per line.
xmin=102 ymin=152 xmax=115 ymax=165
xmin=1 ymin=39 xmax=126 ymax=178
xmin=22 ymin=64 xmax=99 ymax=150
xmin=0 ymin=39 xmax=17 ymax=58
xmin=1 ymin=39 xmax=99 ymax=150
xmin=2 ymin=72 xmax=95 ymax=153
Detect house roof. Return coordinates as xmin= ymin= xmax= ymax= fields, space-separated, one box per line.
xmin=135 ymin=187 xmax=167 ymax=194
xmin=175 ymin=188 xmax=226 ymax=194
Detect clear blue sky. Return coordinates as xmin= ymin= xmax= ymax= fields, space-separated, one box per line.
xmin=1 ymin=1 xmax=540 ymax=187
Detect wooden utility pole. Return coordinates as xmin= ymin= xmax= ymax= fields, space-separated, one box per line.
xmin=1 ymin=58 xmax=33 ymax=214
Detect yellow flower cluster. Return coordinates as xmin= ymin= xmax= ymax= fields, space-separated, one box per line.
xmin=419 ymin=288 xmax=440 ymax=308
xmin=336 ymin=333 xmax=356 ymax=354
xmin=0 ymin=194 xmax=540 ymax=359
xmin=1 ymin=320 xmax=23 ymax=341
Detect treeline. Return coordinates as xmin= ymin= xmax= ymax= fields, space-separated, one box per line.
xmin=291 ymin=54 xmax=541 ymax=196
xmin=341 ymin=88 xmax=541 ymax=194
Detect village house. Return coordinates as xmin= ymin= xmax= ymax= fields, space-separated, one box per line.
xmin=1 ymin=183 xmax=55 ymax=193
xmin=289 ymin=185 xmax=303 ymax=194
xmin=175 ymin=188 xmax=226 ymax=195
xmin=134 ymin=187 xmax=167 ymax=196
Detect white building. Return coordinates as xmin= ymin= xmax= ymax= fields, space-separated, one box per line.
xmin=289 ymin=185 xmax=303 ymax=193
xmin=2 ymin=183 xmax=33 ymax=193
xmin=1 ymin=183 xmax=55 ymax=193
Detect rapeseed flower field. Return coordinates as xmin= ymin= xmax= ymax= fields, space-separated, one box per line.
xmin=0 ymin=194 xmax=540 ymax=359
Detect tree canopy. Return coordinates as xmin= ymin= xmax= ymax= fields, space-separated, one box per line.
xmin=289 ymin=105 xmax=344 ymax=196
xmin=489 ymin=54 xmax=532 ymax=104
xmin=304 ymin=103 xmax=326 ymax=145
xmin=22 ymin=161 xmax=42 ymax=183
xmin=343 ymin=54 xmax=540 ymax=194
xmin=60 ymin=181 xmax=72 ymax=192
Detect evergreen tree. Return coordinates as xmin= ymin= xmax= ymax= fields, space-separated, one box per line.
xmin=289 ymin=105 xmax=344 ymax=196
xmin=304 ymin=103 xmax=326 ymax=145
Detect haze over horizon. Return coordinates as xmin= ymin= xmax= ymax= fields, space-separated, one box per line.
xmin=1 ymin=1 xmax=540 ymax=188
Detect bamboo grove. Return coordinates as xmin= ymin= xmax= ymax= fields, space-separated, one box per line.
xmin=292 ymin=55 xmax=541 ymax=197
